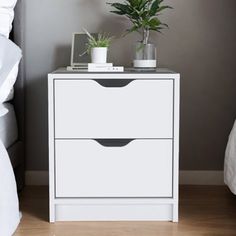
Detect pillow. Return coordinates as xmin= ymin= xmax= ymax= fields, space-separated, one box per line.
xmin=0 ymin=63 xmax=19 ymax=103
xmin=0 ymin=0 xmax=17 ymax=38
xmin=0 ymin=104 xmax=8 ymax=117
xmin=5 ymin=88 xmax=14 ymax=102
xmin=0 ymin=35 xmax=22 ymax=104
xmin=0 ymin=0 xmax=17 ymax=8
xmin=0 ymin=8 xmax=14 ymax=38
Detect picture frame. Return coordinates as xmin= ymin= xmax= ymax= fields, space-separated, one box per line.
xmin=70 ymin=32 xmax=97 ymax=66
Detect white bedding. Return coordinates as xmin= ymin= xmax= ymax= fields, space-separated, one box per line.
xmin=0 ymin=118 xmax=20 ymax=236
xmin=0 ymin=1 xmax=21 ymax=234
xmin=0 ymin=35 xmax=22 ymax=103
xmin=224 ymin=120 xmax=236 ymax=194
xmin=0 ymin=104 xmax=8 ymax=117
xmin=0 ymin=103 xmax=18 ymax=149
xmin=0 ymin=0 xmax=17 ymax=38
xmin=5 ymin=88 xmax=14 ymax=102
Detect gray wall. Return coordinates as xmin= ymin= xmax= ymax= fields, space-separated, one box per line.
xmin=24 ymin=0 xmax=236 ymax=171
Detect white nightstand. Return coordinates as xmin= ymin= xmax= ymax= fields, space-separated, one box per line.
xmin=48 ymin=68 xmax=180 ymax=222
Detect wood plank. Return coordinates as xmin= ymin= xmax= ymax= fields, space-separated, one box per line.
xmin=14 ymin=186 xmax=236 ymax=236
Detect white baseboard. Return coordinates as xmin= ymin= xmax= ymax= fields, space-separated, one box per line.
xmin=179 ymin=171 xmax=224 ymax=185
xmin=25 ymin=170 xmax=224 ymax=186
xmin=25 ymin=171 xmax=49 ymax=186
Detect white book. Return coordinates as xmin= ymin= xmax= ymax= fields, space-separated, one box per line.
xmin=88 ymin=63 xmax=113 ymax=70
xmin=88 ymin=66 xmax=124 ymax=72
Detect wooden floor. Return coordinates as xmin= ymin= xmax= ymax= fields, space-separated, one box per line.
xmin=14 ymin=186 xmax=236 ymax=236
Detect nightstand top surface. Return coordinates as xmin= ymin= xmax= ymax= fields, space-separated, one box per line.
xmin=51 ymin=67 xmax=179 ymax=75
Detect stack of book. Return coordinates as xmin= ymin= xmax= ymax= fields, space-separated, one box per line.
xmin=67 ymin=63 xmax=88 ymax=71
xmin=67 ymin=63 xmax=124 ymax=72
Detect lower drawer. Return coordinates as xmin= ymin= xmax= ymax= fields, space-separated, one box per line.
xmin=55 ymin=139 xmax=173 ymax=198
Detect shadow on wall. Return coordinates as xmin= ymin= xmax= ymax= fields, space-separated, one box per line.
xmin=98 ymin=14 xmax=135 ymax=67
xmin=26 ymin=75 xmax=49 ymax=170
xmin=50 ymin=0 xmax=165 ymax=68
xmin=78 ymin=0 xmax=104 ymax=14
xmin=25 ymin=0 xmax=236 ymax=172
xmin=53 ymin=45 xmax=71 ymax=69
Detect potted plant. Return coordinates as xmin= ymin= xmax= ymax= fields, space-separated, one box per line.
xmin=84 ymin=29 xmax=113 ymax=64
xmin=107 ymin=0 xmax=172 ymax=68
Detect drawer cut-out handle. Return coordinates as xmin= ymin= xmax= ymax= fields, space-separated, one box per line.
xmin=94 ymin=79 xmax=134 ymax=88
xmin=95 ymin=139 xmax=134 ymax=147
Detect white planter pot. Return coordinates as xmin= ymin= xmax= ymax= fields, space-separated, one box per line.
xmin=91 ymin=47 xmax=107 ymax=64
xmin=133 ymin=60 xmax=157 ymax=68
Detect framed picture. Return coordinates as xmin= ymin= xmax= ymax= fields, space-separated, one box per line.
xmin=71 ymin=32 xmax=97 ymax=66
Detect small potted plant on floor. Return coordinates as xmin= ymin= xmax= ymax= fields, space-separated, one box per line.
xmin=84 ymin=29 xmax=113 ymax=64
xmin=107 ymin=0 xmax=172 ymax=68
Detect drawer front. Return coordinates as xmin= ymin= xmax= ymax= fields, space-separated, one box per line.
xmin=54 ymin=79 xmax=173 ymax=139
xmin=55 ymin=139 xmax=173 ymax=198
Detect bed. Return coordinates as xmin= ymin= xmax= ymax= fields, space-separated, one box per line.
xmin=3 ymin=103 xmax=24 ymax=191
xmin=224 ymin=120 xmax=236 ymax=195
xmin=0 ymin=0 xmax=24 ymax=234
xmin=8 ymin=0 xmax=25 ymax=191
xmin=0 ymin=103 xmax=18 ymax=149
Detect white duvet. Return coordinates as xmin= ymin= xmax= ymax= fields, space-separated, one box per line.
xmin=0 ymin=24 xmax=21 ymax=236
xmin=0 ymin=137 xmax=20 ymax=236
xmin=224 ymin=120 xmax=236 ymax=195
xmin=0 ymin=35 xmax=22 ymax=104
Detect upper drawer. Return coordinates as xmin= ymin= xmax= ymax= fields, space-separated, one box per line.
xmin=54 ymin=79 xmax=173 ymax=139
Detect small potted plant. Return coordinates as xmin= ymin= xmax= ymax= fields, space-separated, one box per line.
xmin=84 ymin=29 xmax=113 ymax=64
xmin=108 ymin=0 xmax=172 ymax=68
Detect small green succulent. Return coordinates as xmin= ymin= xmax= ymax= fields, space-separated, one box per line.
xmin=83 ymin=29 xmax=113 ymax=54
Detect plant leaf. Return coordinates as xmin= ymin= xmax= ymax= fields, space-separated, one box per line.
xmin=110 ymin=10 xmax=126 ymax=15
xmin=109 ymin=3 xmax=132 ymax=14
xmin=149 ymin=0 xmax=160 ymax=16
xmin=82 ymin=28 xmax=95 ymax=41
xmin=148 ymin=17 xmax=161 ymax=27
xmin=139 ymin=0 xmax=151 ymax=11
xmin=156 ymin=5 xmax=172 ymax=13
xmin=128 ymin=0 xmax=140 ymax=7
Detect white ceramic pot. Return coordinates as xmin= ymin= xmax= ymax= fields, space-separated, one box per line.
xmin=91 ymin=47 xmax=107 ymax=64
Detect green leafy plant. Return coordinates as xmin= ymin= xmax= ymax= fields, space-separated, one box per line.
xmin=83 ymin=29 xmax=113 ymax=54
xmin=107 ymin=0 xmax=172 ymax=44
